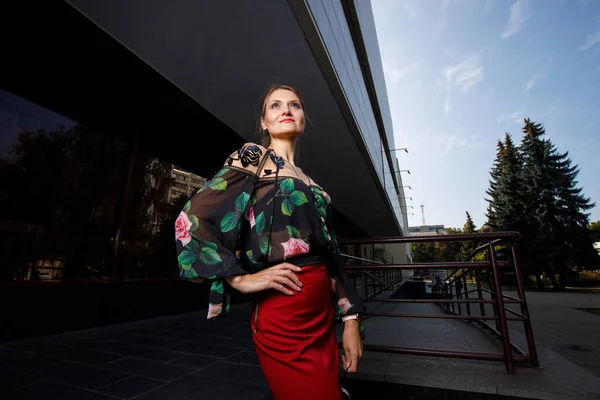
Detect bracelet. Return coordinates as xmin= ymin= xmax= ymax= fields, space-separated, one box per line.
xmin=342 ymin=314 xmax=361 ymax=322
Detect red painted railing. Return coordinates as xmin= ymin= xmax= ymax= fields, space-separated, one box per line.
xmin=339 ymin=231 xmax=539 ymax=373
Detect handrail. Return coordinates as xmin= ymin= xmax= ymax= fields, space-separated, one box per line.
xmin=340 ymin=253 xmax=386 ymax=265
xmin=337 ymin=230 xmax=539 ymax=374
xmin=339 ymin=231 xmax=520 ymax=245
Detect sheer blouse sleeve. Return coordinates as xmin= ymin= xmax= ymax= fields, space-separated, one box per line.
xmin=175 ymin=148 xmax=260 ymax=319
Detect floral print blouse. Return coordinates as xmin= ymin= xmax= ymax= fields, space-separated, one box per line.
xmin=175 ymin=143 xmax=365 ymax=325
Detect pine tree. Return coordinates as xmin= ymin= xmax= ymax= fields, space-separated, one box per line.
xmin=485 ymin=140 xmax=505 ymax=231
xmin=520 ymin=119 xmax=596 ymax=289
xmin=485 ymin=134 xmax=526 ymax=234
xmin=461 ymin=211 xmax=478 ymax=260
xmin=483 ymin=204 xmax=498 ymax=232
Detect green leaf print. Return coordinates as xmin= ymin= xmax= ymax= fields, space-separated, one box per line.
xmin=235 ymin=192 xmax=250 ymax=213
xmin=251 ymin=195 xmax=257 ymax=206
xmin=259 ymin=236 xmax=270 ymax=255
xmin=290 ymin=190 xmax=308 ymax=206
xmin=177 ymin=250 xmax=196 ymax=266
xmin=199 ymin=247 xmax=221 ymax=264
xmin=255 ymin=212 xmax=265 ymax=234
xmin=246 ymin=250 xmax=253 ymax=262
xmin=182 ymin=268 xmax=199 ymax=280
xmin=286 ymin=225 xmax=301 ymax=239
xmin=281 ymin=198 xmax=295 ymax=216
xmin=198 ymin=182 xmax=209 ymax=193
xmin=208 ymin=177 xmax=227 ymax=191
xmin=188 ymin=215 xmax=199 ymax=231
xmin=203 ymin=240 xmax=218 ymax=250
xmin=181 ymin=263 xmax=192 ymax=271
xmin=220 ymin=212 xmax=239 ymax=232
xmin=280 ymin=178 xmax=295 ymax=195
xmin=211 ymin=280 xmax=224 ymax=294
xmin=215 ymin=168 xmax=229 ymax=177
xmin=183 ymin=201 xmax=191 ymax=214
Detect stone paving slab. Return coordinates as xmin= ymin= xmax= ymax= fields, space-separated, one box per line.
xmin=353 ymin=294 xmax=600 ymax=399
xmin=2 ymin=288 xmax=600 ymax=399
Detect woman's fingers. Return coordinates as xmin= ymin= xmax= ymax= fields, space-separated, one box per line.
xmin=271 ymin=275 xmax=301 ymax=293
xmin=273 ymin=262 xmax=302 ymax=272
xmin=269 ymin=281 xmax=294 ymax=296
xmin=344 ymin=346 xmax=359 ymax=373
xmin=277 ymin=269 xmax=303 ymax=290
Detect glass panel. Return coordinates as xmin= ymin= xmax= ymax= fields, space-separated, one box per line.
xmin=0 ymin=88 xmax=207 ymax=282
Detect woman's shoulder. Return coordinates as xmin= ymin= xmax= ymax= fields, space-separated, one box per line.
xmin=224 ymin=142 xmax=270 ymax=174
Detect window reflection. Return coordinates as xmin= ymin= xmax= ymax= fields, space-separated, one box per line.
xmin=0 ymin=88 xmax=206 ymax=282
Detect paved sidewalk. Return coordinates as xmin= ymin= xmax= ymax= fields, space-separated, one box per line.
xmin=0 ymin=303 xmax=269 ymax=400
xmin=464 ymin=285 xmax=600 ymax=378
xmin=352 ymin=293 xmax=600 ymax=399
xmin=2 ymin=288 xmax=600 ymax=399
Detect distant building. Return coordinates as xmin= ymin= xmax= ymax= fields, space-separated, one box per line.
xmin=594 ymin=242 xmax=600 ymax=255
xmin=408 ymin=224 xmax=446 ymax=235
xmin=168 ymin=167 xmax=207 ymax=203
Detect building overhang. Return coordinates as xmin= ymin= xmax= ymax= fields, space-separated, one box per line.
xmin=0 ymin=0 xmax=401 ymax=238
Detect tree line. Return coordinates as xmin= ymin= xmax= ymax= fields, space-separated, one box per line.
xmin=412 ymin=119 xmax=599 ymax=290
xmin=0 ymin=125 xmax=186 ymax=281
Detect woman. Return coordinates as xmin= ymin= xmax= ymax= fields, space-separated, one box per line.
xmin=175 ymin=84 xmax=365 ymax=399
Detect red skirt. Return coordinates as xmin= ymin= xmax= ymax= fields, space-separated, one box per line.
xmin=251 ymin=264 xmax=342 ymax=400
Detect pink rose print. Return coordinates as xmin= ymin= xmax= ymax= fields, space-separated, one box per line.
xmin=245 ymin=206 xmax=256 ymax=229
xmin=207 ymin=303 xmax=223 ymax=319
xmin=281 ymin=238 xmax=310 ymax=259
xmin=175 ymin=211 xmax=193 ymax=246
xmin=337 ymin=298 xmax=353 ymax=314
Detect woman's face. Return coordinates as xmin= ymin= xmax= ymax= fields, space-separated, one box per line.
xmin=261 ymin=89 xmax=305 ymax=141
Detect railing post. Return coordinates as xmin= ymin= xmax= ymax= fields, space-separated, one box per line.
xmin=475 ymin=269 xmax=486 ymax=316
xmin=489 ymin=243 xmax=515 ymax=373
xmin=463 ymin=273 xmax=471 ymax=317
xmin=511 ymin=244 xmax=540 ymax=368
xmin=456 ymin=277 xmax=463 ymax=314
xmin=450 ymin=283 xmax=456 ymax=313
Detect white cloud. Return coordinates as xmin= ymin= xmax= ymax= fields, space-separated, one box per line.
xmin=579 ymin=31 xmax=600 ymax=52
xmin=443 ymin=99 xmax=452 ymax=116
xmin=502 ymin=0 xmax=532 ymax=39
xmin=524 ymin=76 xmax=539 ymax=92
xmin=383 ymin=61 xmax=418 ymax=84
xmin=442 ymin=55 xmax=483 ymax=92
xmin=523 ymin=53 xmax=553 ymax=92
xmin=434 ymin=132 xmax=475 ymax=155
xmin=497 ymin=111 xmax=524 ymax=125
xmin=403 ymin=2 xmax=419 ymax=19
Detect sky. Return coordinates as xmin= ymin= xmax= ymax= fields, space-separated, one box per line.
xmin=371 ymin=0 xmax=600 ymax=230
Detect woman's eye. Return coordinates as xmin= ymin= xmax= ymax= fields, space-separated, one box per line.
xmin=290 ymin=103 xmax=301 ymax=109
xmin=270 ymin=103 xmax=280 ymax=109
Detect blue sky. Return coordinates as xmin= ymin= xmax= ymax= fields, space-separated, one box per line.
xmin=371 ymin=0 xmax=600 ymax=230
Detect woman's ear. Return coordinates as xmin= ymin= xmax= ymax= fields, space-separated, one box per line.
xmin=260 ymin=118 xmax=266 ymax=131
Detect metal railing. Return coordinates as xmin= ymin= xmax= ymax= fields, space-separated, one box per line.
xmin=338 ymin=231 xmax=539 ymax=373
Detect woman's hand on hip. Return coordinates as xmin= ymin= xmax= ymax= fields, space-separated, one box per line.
xmin=225 ymin=263 xmax=303 ymax=295
xmin=341 ymin=320 xmax=363 ymax=373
